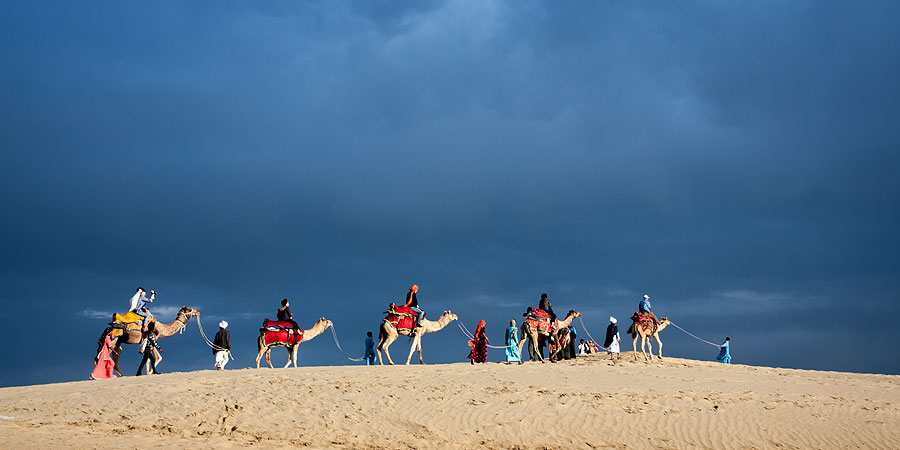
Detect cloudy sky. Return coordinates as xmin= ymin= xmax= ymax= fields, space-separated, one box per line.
xmin=1 ymin=1 xmax=898 ymax=387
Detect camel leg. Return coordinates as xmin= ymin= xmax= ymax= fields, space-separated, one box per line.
xmin=292 ymin=345 xmax=299 ymax=368
xmin=255 ymin=348 xmax=266 ymax=369
xmin=265 ymin=348 xmax=273 ymax=368
xmin=417 ymin=337 xmax=424 ymax=365
xmin=532 ymin=331 xmax=545 ymax=363
xmin=255 ymin=336 xmax=265 ymax=369
xmin=111 ymin=345 xmax=123 ymax=377
xmin=632 ymin=334 xmax=639 ymax=361
xmin=654 ymin=334 xmax=663 ymax=359
xmin=382 ymin=333 xmax=398 ymax=365
xmin=376 ymin=337 xmax=385 ymax=366
xmin=643 ymin=335 xmax=651 ymax=361
xmin=406 ymin=332 xmax=423 ymax=365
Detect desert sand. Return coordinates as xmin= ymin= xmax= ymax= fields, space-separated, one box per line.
xmin=0 ymin=353 xmax=898 ymax=449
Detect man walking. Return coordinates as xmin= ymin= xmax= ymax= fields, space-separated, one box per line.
xmin=213 ymin=320 xmax=231 ymax=370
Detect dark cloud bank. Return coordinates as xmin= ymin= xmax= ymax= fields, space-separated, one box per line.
xmin=1 ymin=1 xmax=898 ymax=387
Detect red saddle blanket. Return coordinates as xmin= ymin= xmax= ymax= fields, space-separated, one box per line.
xmin=525 ymin=308 xmax=554 ymax=333
xmin=260 ymin=318 xmax=304 ymax=346
xmin=261 ymin=327 xmax=305 ymax=347
xmin=631 ymin=312 xmax=656 ymax=333
xmin=382 ymin=303 xmax=419 ymax=332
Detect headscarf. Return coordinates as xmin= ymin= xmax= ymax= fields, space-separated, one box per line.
xmin=609 ymin=316 xmax=617 ymax=324
xmin=219 ymin=320 xmax=228 ymax=329
xmin=469 ymin=320 xmax=486 ymax=347
xmin=474 ymin=320 xmax=485 ymax=336
xmin=128 ymin=291 xmax=141 ymax=311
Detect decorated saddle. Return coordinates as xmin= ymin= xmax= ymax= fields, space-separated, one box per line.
xmin=260 ymin=319 xmax=304 ymax=347
xmin=382 ymin=303 xmax=420 ymax=332
xmin=113 ymin=311 xmax=154 ymax=325
xmin=108 ymin=311 xmax=155 ymax=339
xmin=524 ymin=307 xmax=555 ymax=333
xmin=630 ymin=311 xmax=657 ymax=334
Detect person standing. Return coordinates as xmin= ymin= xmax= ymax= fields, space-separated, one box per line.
xmin=136 ymin=324 xmax=162 ymax=376
xmin=277 ymin=298 xmax=300 ymax=329
xmin=717 ymin=337 xmax=731 ymax=364
xmin=364 ymin=331 xmax=376 ymax=365
xmin=213 ymin=321 xmax=231 ymax=370
xmin=605 ymin=316 xmax=621 ymax=360
xmin=568 ymin=325 xmax=577 ymax=360
xmin=404 ymin=284 xmax=425 ymax=326
xmin=505 ymin=319 xmax=521 ymax=364
xmin=467 ymin=320 xmax=489 ymax=364
xmin=90 ymin=331 xmax=117 ymax=380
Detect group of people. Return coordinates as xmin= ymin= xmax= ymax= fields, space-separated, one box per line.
xmin=93 ymin=284 xmax=731 ymax=378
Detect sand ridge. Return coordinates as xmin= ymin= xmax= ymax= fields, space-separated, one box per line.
xmin=0 ymin=353 xmax=898 ymax=449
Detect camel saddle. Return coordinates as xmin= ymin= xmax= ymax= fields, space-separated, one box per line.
xmin=524 ymin=308 xmax=556 ymax=333
xmin=112 ymin=311 xmax=154 ymax=325
xmin=630 ymin=312 xmax=657 ymax=334
xmin=382 ymin=303 xmax=419 ymax=332
xmin=260 ymin=319 xmax=304 ymax=347
xmin=108 ymin=311 xmax=155 ymax=339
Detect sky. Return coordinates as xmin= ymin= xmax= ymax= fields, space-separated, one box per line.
xmin=1 ymin=1 xmax=898 ymax=387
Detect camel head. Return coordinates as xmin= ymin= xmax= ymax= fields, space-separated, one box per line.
xmin=441 ymin=310 xmax=459 ymax=322
xmin=566 ymin=310 xmax=582 ymax=319
xmin=179 ymin=306 xmax=200 ymax=320
xmin=317 ymin=317 xmax=333 ymax=329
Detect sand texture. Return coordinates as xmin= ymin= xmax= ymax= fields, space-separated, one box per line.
xmin=0 ymin=353 xmax=898 ymax=449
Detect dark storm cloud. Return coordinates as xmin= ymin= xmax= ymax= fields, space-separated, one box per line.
xmin=1 ymin=1 xmax=898 ymax=386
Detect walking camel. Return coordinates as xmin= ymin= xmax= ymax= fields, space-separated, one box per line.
xmin=517 ymin=310 xmax=582 ymax=363
xmin=256 ymin=317 xmax=333 ymax=369
xmin=630 ymin=316 xmax=670 ymax=360
xmin=109 ymin=306 xmax=199 ymax=377
xmin=377 ymin=310 xmax=458 ymax=365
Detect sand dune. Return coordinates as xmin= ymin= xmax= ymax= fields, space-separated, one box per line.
xmin=1 ymin=353 xmax=898 ymax=449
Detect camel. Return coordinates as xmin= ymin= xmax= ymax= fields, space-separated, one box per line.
xmin=629 ymin=316 xmax=670 ymax=360
xmin=255 ymin=317 xmax=333 ymax=369
xmin=109 ymin=306 xmax=199 ymax=377
xmin=517 ymin=310 xmax=582 ymax=363
xmin=377 ymin=310 xmax=458 ymax=365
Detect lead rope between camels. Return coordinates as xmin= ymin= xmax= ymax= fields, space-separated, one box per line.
xmin=194 ymin=313 xmax=236 ymax=360
xmin=329 ymin=324 xmax=366 ymax=362
xmin=668 ymin=321 xmax=721 ymax=347
xmin=576 ymin=316 xmax=608 ymax=352
xmin=457 ymin=321 xmax=517 ymax=349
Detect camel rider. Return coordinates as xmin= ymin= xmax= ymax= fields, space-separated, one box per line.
xmin=277 ymin=298 xmax=301 ymax=330
xmin=129 ymin=287 xmax=156 ymax=332
xmin=639 ymin=294 xmax=659 ymax=325
xmin=539 ymin=292 xmax=557 ymax=323
xmin=405 ymin=284 xmax=425 ymax=327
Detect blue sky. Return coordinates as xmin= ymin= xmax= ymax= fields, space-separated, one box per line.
xmin=1 ymin=1 xmax=899 ymax=387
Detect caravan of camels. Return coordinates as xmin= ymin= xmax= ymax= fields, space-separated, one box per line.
xmin=91 ymin=286 xmax=672 ymax=378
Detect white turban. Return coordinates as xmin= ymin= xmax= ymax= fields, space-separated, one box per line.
xmin=609 ymin=316 xmax=617 ymax=324
xmin=219 ymin=320 xmax=228 ymax=329
xmin=643 ymin=294 xmax=650 ymax=299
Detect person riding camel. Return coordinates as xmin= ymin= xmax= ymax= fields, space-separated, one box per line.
xmin=639 ymin=294 xmax=659 ymax=325
xmin=404 ymin=284 xmax=425 ymax=328
xmin=277 ymin=298 xmax=301 ymax=330
xmin=539 ymin=292 xmax=557 ymax=323
xmin=128 ymin=287 xmax=156 ymax=332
